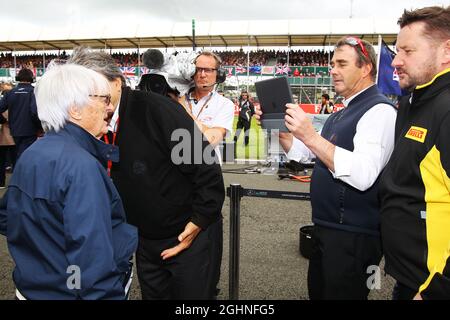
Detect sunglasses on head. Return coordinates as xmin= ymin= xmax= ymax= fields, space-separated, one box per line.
xmin=344 ymin=37 xmax=369 ymax=60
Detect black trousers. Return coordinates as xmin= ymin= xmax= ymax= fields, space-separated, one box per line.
xmin=307 ymin=225 xmax=382 ymax=300
xmin=392 ymin=282 xmax=417 ymax=300
xmin=234 ymin=118 xmax=251 ymax=146
xmin=136 ymin=218 xmax=223 ymax=300
xmin=13 ymin=135 xmax=37 ymax=160
xmin=0 ymin=146 xmax=16 ymax=186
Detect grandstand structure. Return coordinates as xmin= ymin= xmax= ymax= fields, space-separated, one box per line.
xmin=0 ymin=18 xmax=398 ymax=51
xmin=0 ymin=18 xmax=398 ymax=104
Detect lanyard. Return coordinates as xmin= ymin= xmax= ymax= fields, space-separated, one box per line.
xmin=186 ymin=92 xmax=213 ymax=119
xmin=103 ymin=117 xmax=120 ymax=177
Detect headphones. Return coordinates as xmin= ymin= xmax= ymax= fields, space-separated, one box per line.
xmin=194 ymin=52 xmax=226 ymax=84
xmin=216 ymin=68 xmax=226 ymax=84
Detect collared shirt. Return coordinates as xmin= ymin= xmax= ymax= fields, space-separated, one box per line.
xmin=108 ymin=102 xmax=120 ymax=133
xmin=287 ymin=86 xmax=397 ymax=191
xmin=187 ymin=90 xmax=235 ymax=164
xmin=187 ymin=91 xmax=234 ymax=133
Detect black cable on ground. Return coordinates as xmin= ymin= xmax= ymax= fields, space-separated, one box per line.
xmin=221 ymin=164 xmax=260 ymax=174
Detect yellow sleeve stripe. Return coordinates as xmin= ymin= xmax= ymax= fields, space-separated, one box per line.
xmin=418 ymin=145 xmax=450 ymax=293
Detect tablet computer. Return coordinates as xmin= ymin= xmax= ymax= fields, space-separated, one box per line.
xmin=255 ymin=77 xmax=293 ymax=132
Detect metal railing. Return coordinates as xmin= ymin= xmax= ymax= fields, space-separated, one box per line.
xmin=227 ymin=184 xmax=311 ymax=300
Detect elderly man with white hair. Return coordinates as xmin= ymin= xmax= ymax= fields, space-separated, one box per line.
xmin=68 ymin=47 xmax=225 ymax=300
xmin=0 ymin=63 xmax=138 ymax=300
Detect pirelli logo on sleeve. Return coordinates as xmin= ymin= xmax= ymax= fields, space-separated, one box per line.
xmin=405 ymin=126 xmax=428 ymax=143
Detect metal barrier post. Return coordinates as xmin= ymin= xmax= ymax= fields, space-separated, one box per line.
xmin=229 ymin=183 xmax=242 ymax=300
xmin=226 ymin=183 xmax=310 ymax=300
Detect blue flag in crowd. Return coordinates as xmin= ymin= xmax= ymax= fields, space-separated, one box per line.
xmin=377 ymin=41 xmax=408 ymax=96
xmin=249 ymin=66 xmax=262 ymax=74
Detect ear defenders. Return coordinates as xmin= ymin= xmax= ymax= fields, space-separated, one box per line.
xmin=194 ymin=52 xmax=227 ymax=84
xmin=216 ymin=68 xmax=226 ymax=84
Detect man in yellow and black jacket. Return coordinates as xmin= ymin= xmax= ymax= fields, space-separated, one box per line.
xmin=379 ymin=6 xmax=450 ymax=300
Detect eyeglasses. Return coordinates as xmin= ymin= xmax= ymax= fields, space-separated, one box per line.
xmin=89 ymin=94 xmax=111 ymax=106
xmin=344 ymin=37 xmax=369 ymax=60
xmin=195 ymin=67 xmax=217 ymax=75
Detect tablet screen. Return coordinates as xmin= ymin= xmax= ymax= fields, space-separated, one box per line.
xmin=255 ymin=77 xmax=293 ymax=115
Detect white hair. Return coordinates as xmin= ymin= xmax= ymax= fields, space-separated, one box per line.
xmin=34 ymin=63 xmax=110 ymax=132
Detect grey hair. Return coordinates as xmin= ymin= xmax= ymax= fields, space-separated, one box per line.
xmin=67 ymin=46 xmax=125 ymax=84
xmin=34 ymin=63 xmax=110 ymax=132
xmin=335 ymin=37 xmax=377 ymax=81
xmin=194 ymin=51 xmax=222 ymax=69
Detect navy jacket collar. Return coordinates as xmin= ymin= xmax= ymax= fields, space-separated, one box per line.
xmin=17 ymin=82 xmax=33 ymax=87
xmin=55 ymin=122 xmax=119 ymax=164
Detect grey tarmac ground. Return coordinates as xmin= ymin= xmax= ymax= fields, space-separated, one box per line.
xmin=0 ymin=163 xmax=394 ymax=300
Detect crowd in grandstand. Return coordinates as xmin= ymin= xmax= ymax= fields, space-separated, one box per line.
xmin=0 ymin=49 xmax=332 ymax=70
xmin=0 ymin=52 xmax=69 ymax=69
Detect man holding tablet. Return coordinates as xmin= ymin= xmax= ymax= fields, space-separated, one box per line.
xmin=256 ymin=37 xmax=397 ymax=300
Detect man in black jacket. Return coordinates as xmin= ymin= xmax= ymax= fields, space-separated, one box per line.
xmin=379 ymin=5 xmax=450 ymax=300
xmin=0 ymin=69 xmax=41 ymax=159
xmin=68 ymin=47 xmax=225 ymax=300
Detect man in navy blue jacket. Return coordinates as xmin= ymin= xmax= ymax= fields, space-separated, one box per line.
xmin=0 ymin=63 xmax=137 ymax=300
xmin=68 ymin=47 xmax=225 ymax=300
xmin=0 ymin=68 xmax=42 ymax=159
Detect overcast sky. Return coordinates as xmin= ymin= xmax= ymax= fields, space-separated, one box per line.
xmin=1 ymin=0 xmax=447 ymax=29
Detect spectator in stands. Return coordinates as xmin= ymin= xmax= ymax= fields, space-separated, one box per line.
xmin=0 ymin=63 xmax=138 ymax=299
xmin=68 ymin=47 xmax=225 ymax=300
xmin=0 ymin=49 xmax=333 ymax=71
xmin=319 ymin=93 xmax=334 ymax=114
xmin=233 ymin=90 xmax=254 ymax=149
xmin=255 ymin=36 xmax=397 ymax=299
xmin=0 ymin=69 xmax=42 ymax=159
